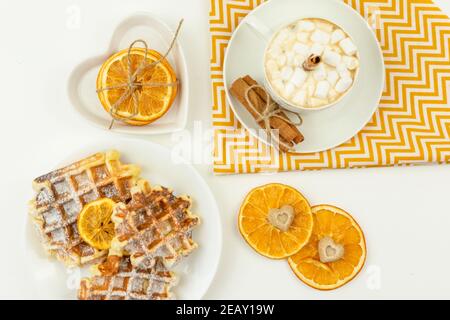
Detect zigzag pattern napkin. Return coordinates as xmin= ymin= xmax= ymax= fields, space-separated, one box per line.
xmin=210 ymin=0 xmax=450 ymax=174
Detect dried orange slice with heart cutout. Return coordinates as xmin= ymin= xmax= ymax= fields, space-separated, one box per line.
xmin=238 ymin=183 xmax=313 ymax=259
xmin=288 ymin=205 xmax=366 ymax=290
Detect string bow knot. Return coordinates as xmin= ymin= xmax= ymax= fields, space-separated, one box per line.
xmin=244 ymin=85 xmax=303 ymax=152
xmin=97 ymin=20 xmax=184 ymax=129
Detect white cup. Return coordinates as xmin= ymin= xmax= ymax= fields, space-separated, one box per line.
xmin=245 ymin=16 xmax=360 ymax=113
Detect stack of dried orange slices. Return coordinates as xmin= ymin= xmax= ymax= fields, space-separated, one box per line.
xmin=238 ymin=183 xmax=366 ymax=291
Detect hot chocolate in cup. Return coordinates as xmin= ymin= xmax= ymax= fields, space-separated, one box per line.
xmin=246 ymin=16 xmax=360 ymax=112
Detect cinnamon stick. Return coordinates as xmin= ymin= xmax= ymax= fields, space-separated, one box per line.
xmin=242 ymin=76 xmax=304 ymax=144
xmin=230 ymin=76 xmax=304 ymax=151
xmin=230 ymin=78 xmax=295 ymax=152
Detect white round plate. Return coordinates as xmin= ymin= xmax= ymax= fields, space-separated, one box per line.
xmin=24 ymin=138 xmax=222 ymax=300
xmin=67 ymin=13 xmax=189 ymax=135
xmin=224 ymin=0 xmax=385 ymax=153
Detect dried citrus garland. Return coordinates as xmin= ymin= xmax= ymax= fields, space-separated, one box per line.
xmin=238 ymin=184 xmax=366 ymax=291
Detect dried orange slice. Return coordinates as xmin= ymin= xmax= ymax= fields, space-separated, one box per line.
xmin=238 ymin=183 xmax=313 ymax=259
xmin=77 ymin=198 xmax=116 ymax=250
xmin=96 ymin=48 xmax=178 ymax=126
xmin=288 ymin=205 xmax=366 ymax=290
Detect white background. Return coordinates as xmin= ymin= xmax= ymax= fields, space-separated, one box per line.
xmin=1 ymin=0 xmax=450 ymax=299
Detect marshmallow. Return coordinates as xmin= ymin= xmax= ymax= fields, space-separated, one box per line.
xmin=266 ymin=59 xmax=278 ymax=71
xmin=270 ymin=71 xmax=281 ymax=81
xmin=316 ymin=21 xmax=334 ymax=33
xmin=276 ymin=54 xmax=287 ymax=67
xmin=293 ymin=54 xmax=307 ymax=66
xmin=336 ymin=63 xmax=346 ymax=73
xmin=310 ymin=43 xmax=325 ymax=56
xmin=323 ymin=49 xmax=341 ymax=67
xmin=332 ymin=45 xmax=343 ymax=55
xmin=343 ymin=55 xmax=359 ymax=70
xmin=282 ymin=34 xmax=297 ymax=50
xmin=326 ymin=70 xmax=339 ymax=87
xmin=339 ymin=38 xmax=357 ymax=55
xmin=272 ymin=79 xmax=284 ymax=92
xmin=297 ymin=20 xmax=315 ymax=31
xmin=296 ymin=32 xmax=310 ymax=43
xmin=335 ymin=77 xmax=353 ymax=93
xmin=331 ymin=29 xmax=345 ymax=44
xmin=313 ymin=64 xmax=327 ymax=81
xmin=290 ymin=67 xmax=308 ymax=87
xmin=268 ymin=46 xmax=282 ymax=59
xmin=286 ymin=51 xmax=295 ymax=65
xmin=336 ymin=63 xmax=351 ymax=78
xmin=293 ymin=90 xmax=307 ymax=106
xmin=328 ymin=88 xmax=339 ymax=100
xmin=293 ymin=43 xmax=310 ymax=56
xmin=309 ymin=97 xmax=328 ymax=108
xmin=341 ymin=68 xmax=351 ymax=79
xmin=311 ymin=29 xmax=331 ymax=45
xmin=283 ymin=82 xmax=296 ymax=99
xmin=305 ymin=77 xmax=315 ymax=86
xmin=274 ymin=29 xmax=289 ymax=45
xmin=280 ymin=66 xmax=293 ymax=81
xmin=314 ymin=80 xmax=330 ymax=99
xmin=306 ymin=83 xmax=316 ymax=97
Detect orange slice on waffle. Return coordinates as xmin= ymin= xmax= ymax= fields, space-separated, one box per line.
xmin=77 ymin=198 xmax=116 ymax=250
xmin=238 ymin=183 xmax=313 ymax=259
xmin=96 ymin=47 xmax=178 ymax=126
xmin=288 ymin=205 xmax=366 ymax=290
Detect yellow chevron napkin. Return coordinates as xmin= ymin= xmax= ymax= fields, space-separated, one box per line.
xmin=210 ymin=0 xmax=450 ymax=174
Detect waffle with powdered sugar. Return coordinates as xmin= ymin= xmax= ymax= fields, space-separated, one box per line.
xmin=29 ymin=150 xmax=140 ymax=266
xmin=78 ymin=256 xmax=176 ymax=300
xmin=111 ymin=180 xmax=200 ymax=269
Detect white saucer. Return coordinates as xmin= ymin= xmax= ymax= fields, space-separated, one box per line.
xmin=24 ymin=138 xmax=222 ymax=300
xmin=67 ymin=13 xmax=189 ymax=135
xmin=224 ymin=0 xmax=385 ymax=153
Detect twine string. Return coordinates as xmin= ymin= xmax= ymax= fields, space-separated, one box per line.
xmin=244 ymin=85 xmax=303 ymax=152
xmin=97 ymin=19 xmax=184 ymax=129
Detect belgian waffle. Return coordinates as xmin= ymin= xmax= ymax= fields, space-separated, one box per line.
xmin=111 ymin=180 xmax=200 ymax=269
xmin=78 ymin=256 xmax=176 ymax=300
xmin=29 ymin=151 xmax=140 ymax=266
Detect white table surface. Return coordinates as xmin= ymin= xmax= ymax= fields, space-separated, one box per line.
xmin=1 ymin=0 xmax=450 ymax=299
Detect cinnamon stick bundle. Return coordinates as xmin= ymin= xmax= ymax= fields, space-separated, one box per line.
xmin=230 ymin=75 xmax=304 ymax=152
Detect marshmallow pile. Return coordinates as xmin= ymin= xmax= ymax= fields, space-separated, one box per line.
xmin=265 ymin=18 xmax=359 ymax=109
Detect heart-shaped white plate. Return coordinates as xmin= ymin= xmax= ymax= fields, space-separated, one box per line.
xmin=67 ymin=13 xmax=189 ymax=135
